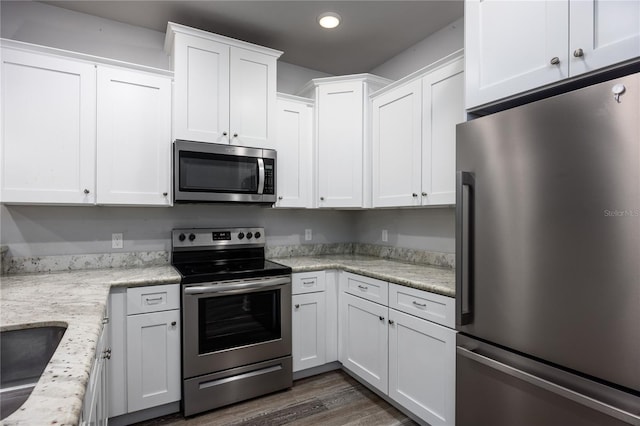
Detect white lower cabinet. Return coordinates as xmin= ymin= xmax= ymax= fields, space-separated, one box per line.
xmin=81 ymin=312 xmax=110 ymax=426
xmin=388 ymin=309 xmax=456 ymax=426
xmin=292 ymin=291 xmax=326 ymax=371
xmin=338 ymin=272 xmax=456 ymax=425
xmin=340 ymin=292 xmax=389 ymax=394
xmin=108 ymin=284 xmax=181 ymax=420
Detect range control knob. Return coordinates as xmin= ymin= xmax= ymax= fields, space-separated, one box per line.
xmin=178 ymin=233 xmax=186 ymax=242
xmin=188 ymin=233 xmax=196 ymax=242
xmin=254 ymin=231 xmax=261 ymax=239
xmin=237 ymin=232 xmax=245 ymax=240
xmin=246 ymin=232 xmax=253 ymax=239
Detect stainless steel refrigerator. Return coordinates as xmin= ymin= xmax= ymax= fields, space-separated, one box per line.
xmin=455 ymin=72 xmax=640 ymax=425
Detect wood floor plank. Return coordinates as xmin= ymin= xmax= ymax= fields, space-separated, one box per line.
xmin=132 ymin=370 xmax=417 ymax=426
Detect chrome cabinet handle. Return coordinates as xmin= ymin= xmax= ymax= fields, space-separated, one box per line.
xmin=388 ymin=319 xmax=395 ymax=325
xmin=379 ymin=316 xmax=385 ymax=321
xmin=102 ymin=317 xmax=110 ymax=324
xmin=413 ymin=301 xmax=427 ymax=308
xmin=357 ymin=285 xmax=368 ymax=291
xmin=84 ymin=189 xmax=90 ymax=194
xmin=145 ymin=296 xmax=163 ymax=304
xmin=573 ymin=48 xmax=584 ymax=58
xmin=303 ymin=281 xmax=315 ymax=286
xmin=550 ymin=57 xmax=560 ymax=65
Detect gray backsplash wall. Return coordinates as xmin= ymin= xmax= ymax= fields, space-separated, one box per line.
xmin=354 ymin=208 xmax=456 ymax=253
xmin=0 ymin=205 xmax=356 ymax=258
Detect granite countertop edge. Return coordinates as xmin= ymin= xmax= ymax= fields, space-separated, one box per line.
xmin=0 ymin=256 xmax=453 ymax=424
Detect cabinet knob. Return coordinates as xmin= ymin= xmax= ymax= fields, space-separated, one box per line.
xmin=421 ymin=192 xmax=427 ymax=197
xmin=103 ymin=348 xmax=112 ymax=359
xmin=412 ymin=193 xmax=418 ymax=197
xmin=295 ymin=304 xmax=300 ymax=309
xmin=171 ymin=321 xmax=177 ymax=326
xmin=223 ymin=131 xmax=228 ymax=136
xmin=233 ymin=133 xmax=238 ymax=138
xmin=278 ymin=196 xmax=283 ymax=200
xmin=550 ymin=57 xmax=560 ymax=65
xmin=102 ymin=317 xmax=109 ymax=324
xmin=163 ymin=192 xmax=168 ymax=197
xmin=320 ymin=197 xmax=325 ymax=201
xmin=388 ymin=319 xmax=395 ymax=325
xmin=573 ymin=48 xmax=584 ymax=58
xmin=84 ymin=189 xmax=90 ymax=195
xmin=379 ymin=316 xmax=385 ymax=321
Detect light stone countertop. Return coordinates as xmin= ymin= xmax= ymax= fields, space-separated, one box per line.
xmin=0 ymin=266 xmax=181 ymax=425
xmin=272 ymin=254 xmax=455 ymax=298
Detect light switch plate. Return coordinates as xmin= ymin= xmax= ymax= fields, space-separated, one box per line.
xmin=382 ymin=229 xmax=388 ymax=242
xmin=305 ymin=229 xmax=312 ymax=241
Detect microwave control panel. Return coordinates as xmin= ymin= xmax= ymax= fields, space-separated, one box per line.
xmin=264 ymin=158 xmax=275 ymax=195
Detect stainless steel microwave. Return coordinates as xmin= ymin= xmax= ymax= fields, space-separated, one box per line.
xmin=173 ymin=140 xmax=276 ymax=204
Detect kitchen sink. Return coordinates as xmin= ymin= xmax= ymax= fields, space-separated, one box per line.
xmin=0 ymin=326 xmax=66 ymax=420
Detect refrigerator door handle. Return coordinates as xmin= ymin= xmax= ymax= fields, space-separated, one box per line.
xmin=456 ymin=171 xmax=475 ymax=326
xmin=457 ymin=346 xmax=640 ymax=425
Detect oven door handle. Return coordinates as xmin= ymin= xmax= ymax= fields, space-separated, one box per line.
xmin=184 ymin=276 xmax=290 ymax=295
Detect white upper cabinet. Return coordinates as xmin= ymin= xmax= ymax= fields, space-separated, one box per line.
xmin=1 ymin=48 xmax=97 ymax=204
xmin=97 ymin=67 xmax=172 ymax=206
xmin=166 ymin=23 xmax=282 ymax=149
xmin=301 ymin=75 xmax=391 ymax=208
xmin=275 ymin=94 xmax=313 ymax=208
xmin=466 ymin=0 xmax=640 ymax=110
xmin=372 ymin=55 xmax=464 ymax=207
xmin=422 ymin=58 xmax=465 ymax=206
xmin=569 ymin=0 xmax=640 ymax=76
xmin=372 ymin=80 xmax=423 ymax=207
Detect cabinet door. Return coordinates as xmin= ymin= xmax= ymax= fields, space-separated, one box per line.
xmin=422 ymin=59 xmax=464 ymax=206
xmin=275 ymin=97 xmax=313 ymax=208
xmin=570 ymin=0 xmax=640 ymax=76
xmin=97 ymin=67 xmax=172 ymax=205
xmin=1 ymin=49 xmax=96 ymax=204
xmin=127 ymin=310 xmax=181 ymax=412
xmin=229 ymin=47 xmax=277 ymax=149
xmin=292 ymin=292 xmax=326 ymax=372
xmin=372 ymin=80 xmax=422 ymax=207
xmin=389 ymin=309 xmax=456 ymax=426
xmin=317 ymin=82 xmax=364 ymax=208
xmin=339 ymin=292 xmax=388 ymax=394
xmin=173 ymin=33 xmax=230 ymax=143
xmin=465 ymin=0 xmax=569 ymax=109
xmin=82 ymin=319 xmax=107 ymax=426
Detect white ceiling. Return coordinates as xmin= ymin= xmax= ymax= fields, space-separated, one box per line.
xmin=41 ymin=1 xmax=464 ymax=75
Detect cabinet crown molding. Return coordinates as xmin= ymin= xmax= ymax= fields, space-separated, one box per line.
xmin=370 ymin=49 xmax=464 ymax=99
xmin=164 ymin=22 xmax=283 ymax=59
xmin=297 ymin=73 xmax=393 ymax=98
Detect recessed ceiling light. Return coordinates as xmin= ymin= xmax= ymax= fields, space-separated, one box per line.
xmin=318 ymin=12 xmax=341 ymax=29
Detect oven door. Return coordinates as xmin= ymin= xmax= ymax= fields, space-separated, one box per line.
xmin=182 ymin=275 xmax=291 ymax=379
xmin=174 ymin=140 xmax=276 ymax=203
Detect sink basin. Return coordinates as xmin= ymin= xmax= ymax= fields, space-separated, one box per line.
xmin=0 ymin=326 xmax=66 ymax=420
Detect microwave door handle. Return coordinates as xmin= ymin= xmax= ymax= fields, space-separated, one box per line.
xmin=257 ymin=158 xmax=265 ymax=194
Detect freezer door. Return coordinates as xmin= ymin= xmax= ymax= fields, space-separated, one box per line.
xmin=456 ymin=71 xmax=640 ymax=392
xmin=456 ymin=335 xmax=640 ymax=426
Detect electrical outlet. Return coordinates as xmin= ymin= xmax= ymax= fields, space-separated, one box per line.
xmin=112 ymin=233 xmax=123 ymax=249
xmin=382 ymin=229 xmax=388 ymax=242
xmin=305 ymin=229 xmax=312 ymax=241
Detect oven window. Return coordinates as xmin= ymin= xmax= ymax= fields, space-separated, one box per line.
xmin=179 ymin=151 xmax=258 ymax=193
xmin=198 ymin=289 xmax=281 ymax=354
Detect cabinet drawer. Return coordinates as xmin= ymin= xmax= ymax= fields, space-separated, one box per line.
xmin=388 ymin=283 xmax=454 ymax=328
xmin=292 ymin=271 xmax=326 ymax=294
xmin=342 ymin=272 xmax=388 ymax=305
xmin=127 ymin=284 xmax=180 ymax=315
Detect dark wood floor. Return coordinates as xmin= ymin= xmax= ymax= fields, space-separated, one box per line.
xmin=134 ymin=370 xmax=417 ymax=426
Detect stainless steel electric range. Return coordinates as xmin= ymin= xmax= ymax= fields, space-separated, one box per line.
xmin=171 ymin=227 xmax=292 ymax=417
